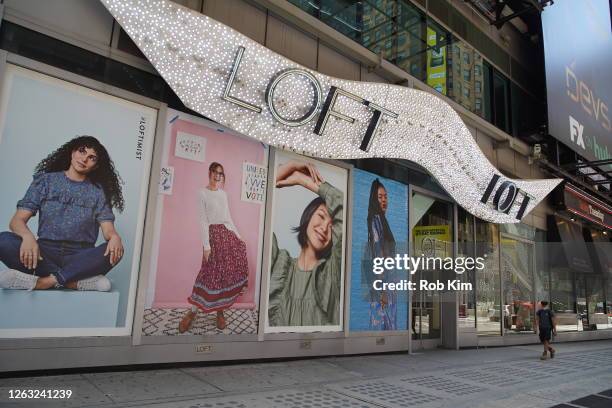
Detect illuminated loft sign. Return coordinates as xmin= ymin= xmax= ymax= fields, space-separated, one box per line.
xmin=226 ymin=47 xmax=398 ymax=152
xmin=100 ymin=0 xmax=561 ymax=224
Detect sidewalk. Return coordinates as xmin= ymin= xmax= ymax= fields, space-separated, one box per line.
xmin=1 ymin=340 xmax=611 ymax=408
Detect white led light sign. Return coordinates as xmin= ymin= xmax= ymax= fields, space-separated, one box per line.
xmin=100 ymin=0 xmax=561 ymax=223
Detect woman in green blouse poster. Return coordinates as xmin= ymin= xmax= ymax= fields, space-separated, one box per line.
xmin=266 ymin=152 xmax=347 ymax=332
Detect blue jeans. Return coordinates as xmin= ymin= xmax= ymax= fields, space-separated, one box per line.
xmin=0 ymin=231 xmax=113 ymax=286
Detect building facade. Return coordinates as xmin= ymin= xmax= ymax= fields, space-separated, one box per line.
xmin=0 ymin=0 xmax=610 ymax=372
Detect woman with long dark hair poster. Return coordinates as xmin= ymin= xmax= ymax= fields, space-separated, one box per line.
xmin=365 ymin=178 xmax=397 ymax=330
xmin=350 ymin=170 xmax=408 ymax=332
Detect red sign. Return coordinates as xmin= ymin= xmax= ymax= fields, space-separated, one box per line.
xmin=564 ymin=185 xmax=612 ymax=230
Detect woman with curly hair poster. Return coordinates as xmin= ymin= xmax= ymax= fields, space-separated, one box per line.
xmin=0 ymin=65 xmax=156 ymax=337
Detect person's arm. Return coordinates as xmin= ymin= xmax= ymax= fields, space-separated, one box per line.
xmin=94 ymin=190 xmax=122 ymax=266
xmin=12 ymin=174 xmax=47 ymax=269
xmin=199 ymin=190 xmax=212 ymax=261
xmin=318 ymin=181 xmax=343 ymax=246
xmin=371 ymin=216 xmax=384 ymax=257
xmin=100 ymin=221 xmax=123 ymax=266
xmin=550 ymin=310 xmax=557 ymax=335
xmin=222 ymin=191 xmax=242 ymax=240
xmin=9 ymin=210 xmax=40 ymax=270
xmin=275 ymin=161 xmax=343 ymax=249
xmin=534 ymin=311 xmax=540 ymax=334
xmin=276 ymin=161 xmax=324 ymax=190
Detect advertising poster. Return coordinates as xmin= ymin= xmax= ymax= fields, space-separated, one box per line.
xmin=426 ymin=26 xmax=447 ymax=95
xmin=265 ymin=150 xmax=347 ymax=333
xmin=349 ymin=169 xmax=408 ymax=332
xmin=542 ymin=0 xmax=611 ymax=165
xmin=143 ymin=109 xmax=267 ymax=336
xmin=413 ymin=225 xmax=451 ymax=258
xmin=0 ymin=64 xmax=156 ymax=338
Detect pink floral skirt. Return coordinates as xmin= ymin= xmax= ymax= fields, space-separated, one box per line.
xmin=188 ymin=224 xmax=249 ymax=313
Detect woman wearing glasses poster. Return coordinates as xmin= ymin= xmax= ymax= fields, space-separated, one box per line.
xmin=178 ymin=161 xmax=248 ymax=332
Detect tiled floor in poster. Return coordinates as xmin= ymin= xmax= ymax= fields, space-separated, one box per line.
xmin=142 ymin=308 xmax=258 ymax=335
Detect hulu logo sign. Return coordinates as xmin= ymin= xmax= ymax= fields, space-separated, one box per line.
xmin=593 ymin=137 xmax=611 ymax=161
xmin=569 ymin=116 xmax=611 ymax=163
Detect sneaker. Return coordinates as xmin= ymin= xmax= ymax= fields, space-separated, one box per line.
xmin=76 ymin=275 xmax=111 ymax=292
xmin=540 ymin=351 xmax=548 ymax=360
xmin=0 ymin=269 xmax=38 ymax=290
xmin=549 ymin=348 xmax=555 ymax=359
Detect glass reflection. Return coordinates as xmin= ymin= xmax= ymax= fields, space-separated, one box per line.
xmin=476 ymin=220 xmax=501 ymax=336
xmin=411 ymin=192 xmax=453 ymax=340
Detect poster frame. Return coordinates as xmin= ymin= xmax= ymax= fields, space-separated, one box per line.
xmin=0 ymin=51 xmax=162 ymax=344
xmin=136 ymin=108 xmax=269 ymax=344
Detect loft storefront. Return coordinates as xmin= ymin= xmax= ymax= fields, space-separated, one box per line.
xmin=0 ymin=5 xmax=610 ymax=373
xmin=0 ymin=51 xmax=610 ymax=372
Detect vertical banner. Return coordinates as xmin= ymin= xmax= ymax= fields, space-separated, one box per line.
xmin=143 ymin=109 xmax=267 ymax=336
xmin=350 ymin=170 xmax=409 ymax=331
xmin=0 ymin=65 xmax=156 ymax=337
xmin=426 ymin=27 xmax=447 ymax=95
xmin=265 ymin=150 xmax=348 ymax=333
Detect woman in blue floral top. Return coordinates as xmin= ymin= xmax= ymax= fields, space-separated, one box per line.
xmin=0 ymin=136 xmax=124 ymax=291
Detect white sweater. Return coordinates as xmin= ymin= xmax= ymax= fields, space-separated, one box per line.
xmin=199 ymin=188 xmax=241 ymax=250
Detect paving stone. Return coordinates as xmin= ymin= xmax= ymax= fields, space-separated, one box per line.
xmin=327 ymin=379 xmax=445 ymax=408
xmin=141 ymin=387 xmax=380 ymax=408
xmin=83 ymin=369 xmax=219 ymax=403
xmin=571 ymin=394 xmax=612 ymax=408
xmin=0 ymin=375 xmax=111 ymax=407
xmin=1 ymin=341 xmax=611 ymax=408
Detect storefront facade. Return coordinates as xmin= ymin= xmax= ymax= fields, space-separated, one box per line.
xmin=0 ymin=0 xmax=610 ymax=372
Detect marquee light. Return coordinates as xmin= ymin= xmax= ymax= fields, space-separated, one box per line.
xmin=100 ymin=0 xmax=562 ymax=223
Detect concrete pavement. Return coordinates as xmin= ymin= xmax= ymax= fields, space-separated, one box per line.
xmin=1 ymin=340 xmax=611 ymax=408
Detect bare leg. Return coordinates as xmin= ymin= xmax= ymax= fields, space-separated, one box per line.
xmin=65 ymin=281 xmax=78 ymax=290
xmin=34 ymin=275 xmax=58 ymax=290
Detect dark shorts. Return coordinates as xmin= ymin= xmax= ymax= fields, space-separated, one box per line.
xmin=539 ymin=327 xmax=552 ymax=342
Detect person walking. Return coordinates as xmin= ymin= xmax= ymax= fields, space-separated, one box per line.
xmin=535 ymin=301 xmax=557 ymax=360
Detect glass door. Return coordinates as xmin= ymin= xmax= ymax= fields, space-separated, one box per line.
xmin=475 ymin=220 xmax=501 ymax=335
xmin=411 ymin=191 xmax=453 ymax=341
xmin=500 ymin=234 xmax=535 ymax=334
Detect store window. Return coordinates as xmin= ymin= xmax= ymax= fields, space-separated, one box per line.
xmin=492 ymin=69 xmax=511 ymax=134
xmin=607 ymin=277 xmax=612 ymax=329
xmin=501 ymin=235 xmax=535 ymax=334
xmin=550 ymin=264 xmax=578 ymax=332
xmin=476 ymin=219 xmax=501 ymax=336
xmin=411 ymin=192 xmax=453 ymax=340
xmin=534 ymin=229 xmax=550 ymax=313
xmin=287 ymin=0 xmax=543 ymax=136
xmin=458 ymin=207 xmax=476 ymax=328
xmin=586 ymin=276 xmax=607 ymax=330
